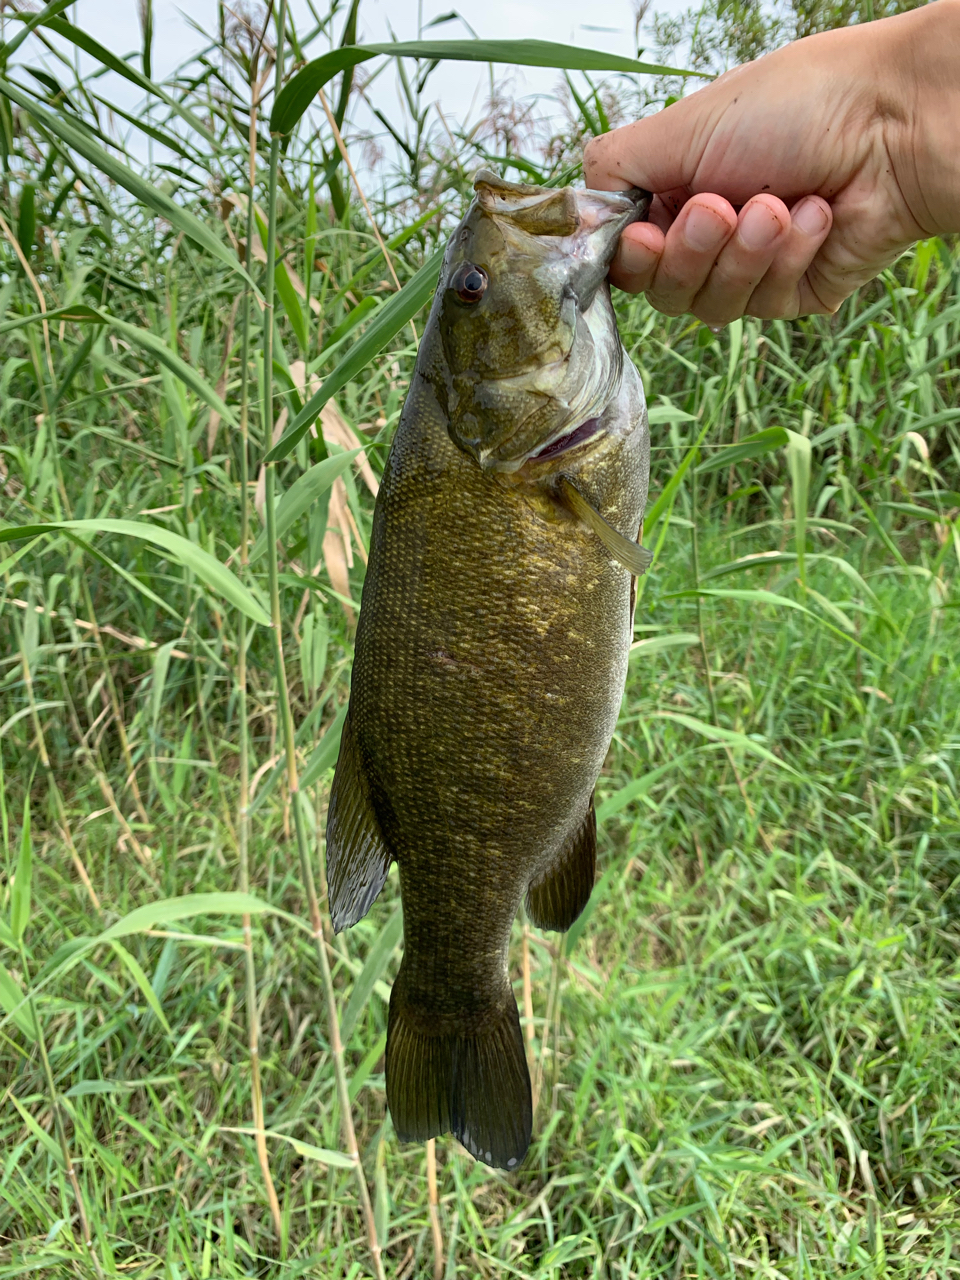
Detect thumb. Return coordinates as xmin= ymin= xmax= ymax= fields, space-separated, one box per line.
xmin=583 ymin=79 xmax=730 ymax=195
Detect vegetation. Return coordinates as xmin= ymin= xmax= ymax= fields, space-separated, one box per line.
xmin=1 ymin=1 xmax=958 ymax=1276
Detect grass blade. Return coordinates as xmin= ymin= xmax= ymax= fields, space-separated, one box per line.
xmin=785 ymin=430 xmax=811 ymax=587
xmin=10 ymin=799 xmax=31 ymax=945
xmin=272 ymin=40 xmax=702 ymax=134
xmin=63 ymin=531 xmax=184 ymax=623
xmin=671 ymin=587 xmax=885 ymax=661
xmin=0 ymin=520 xmax=270 ymax=626
xmin=651 ymin=711 xmax=798 ymax=775
xmin=35 ymin=14 xmax=219 ymax=145
xmin=0 ymin=77 xmax=253 ymax=288
xmin=0 ymin=0 xmax=72 ymax=61
xmin=108 ymin=940 xmax=172 ymax=1033
xmin=266 ymin=247 xmax=443 ymax=462
xmin=27 ymin=307 xmax=238 ymax=428
xmin=108 ymin=316 xmax=239 ymax=427
xmin=643 ymin=417 xmax=711 ymax=536
xmin=99 ymin=893 xmax=280 ymax=940
xmin=223 ymin=1129 xmax=354 ymax=1168
xmin=0 ymin=960 xmax=36 ymax=1039
xmin=696 ymin=427 xmax=788 ymax=474
xmin=596 ymin=755 xmax=695 ymax=821
xmin=299 ymin=702 xmax=348 ymax=790
xmin=0 ymin=304 xmax=106 ymax=336
xmin=629 ymin=632 xmax=700 ymax=657
xmin=340 ymin=908 xmax=402 ymax=1043
xmin=275 ymin=258 xmax=309 ymax=353
xmin=250 ymin=450 xmax=361 ymax=562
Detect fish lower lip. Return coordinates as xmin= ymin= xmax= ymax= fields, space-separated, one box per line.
xmin=528 ymin=417 xmax=602 ymax=462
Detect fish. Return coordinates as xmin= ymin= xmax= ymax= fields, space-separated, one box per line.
xmin=325 ymin=169 xmax=652 ymax=1171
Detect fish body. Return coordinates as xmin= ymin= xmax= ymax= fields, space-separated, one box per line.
xmin=326 ymin=172 xmax=650 ymax=1169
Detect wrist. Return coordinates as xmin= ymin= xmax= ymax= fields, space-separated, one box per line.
xmin=882 ymin=0 xmax=960 ymax=237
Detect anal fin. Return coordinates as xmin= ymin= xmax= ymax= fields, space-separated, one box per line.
xmin=525 ymin=797 xmax=597 ymax=932
xmin=325 ymin=710 xmax=392 ymax=933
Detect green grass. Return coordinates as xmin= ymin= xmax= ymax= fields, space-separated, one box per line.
xmin=2 ymin=3 xmax=960 ymax=1276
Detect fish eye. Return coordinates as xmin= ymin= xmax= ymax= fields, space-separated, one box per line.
xmin=451 ymin=263 xmax=488 ymax=305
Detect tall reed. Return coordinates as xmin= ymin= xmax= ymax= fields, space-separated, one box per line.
xmin=236 ymin=10 xmax=282 ymax=1236
xmin=259 ymin=3 xmax=383 ymax=1272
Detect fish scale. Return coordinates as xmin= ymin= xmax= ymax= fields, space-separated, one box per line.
xmin=325 ymin=170 xmax=651 ymax=1169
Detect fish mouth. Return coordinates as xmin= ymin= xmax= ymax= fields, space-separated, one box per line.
xmin=448 ymin=175 xmax=651 ymax=473
xmin=473 ymin=169 xmax=651 ymax=235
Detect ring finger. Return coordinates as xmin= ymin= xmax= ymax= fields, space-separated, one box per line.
xmin=746 ymin=196 xmax=834 ymax=318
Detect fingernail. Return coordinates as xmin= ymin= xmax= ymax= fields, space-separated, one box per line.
xmin=739 ymin=202 xmax=782 ymax=251
xmin=683 ymin=205 xmax=730 ymax=253
xmin=794 ymin=198 xmax=828 ymax=236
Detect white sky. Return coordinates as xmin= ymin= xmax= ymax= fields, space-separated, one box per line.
xmin=8 ymin=0 xmax=690 ymax=180
xmin=65 ymin=0 xmax=667 ymax=109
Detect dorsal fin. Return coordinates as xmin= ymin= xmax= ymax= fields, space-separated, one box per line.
xmin=325 ymin=712 xmax=392 ymax=933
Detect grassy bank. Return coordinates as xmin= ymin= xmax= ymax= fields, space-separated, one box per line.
xmin=1 ymin=3 xmax=959 ymax=1275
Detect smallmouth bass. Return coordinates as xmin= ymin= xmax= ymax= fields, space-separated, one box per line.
xmin=326 ymin=171 xmax=651 ymax=1169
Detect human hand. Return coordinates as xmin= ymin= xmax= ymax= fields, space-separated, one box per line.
xmin=583 ymin=0 xmax=960 ymax=324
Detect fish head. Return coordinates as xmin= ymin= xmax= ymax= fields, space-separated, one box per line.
xmin=434 ymin=168 xmax=649 ymax=473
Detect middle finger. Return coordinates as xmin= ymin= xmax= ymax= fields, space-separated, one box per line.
xmin=692 ymin=196 xmax=791 ymax=326
xmin=645 ymin=194 xmax=739 ymax=317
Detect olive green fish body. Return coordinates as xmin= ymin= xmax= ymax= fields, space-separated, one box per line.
xmin=326 ymin=172 xmax=651 ymax=1169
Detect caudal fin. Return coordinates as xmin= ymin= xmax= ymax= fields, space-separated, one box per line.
xmin=386 ymin=983 xmax=532 ymax=1171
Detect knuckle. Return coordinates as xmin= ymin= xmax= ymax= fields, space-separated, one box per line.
xmin=746 ymin=295 xmax=796 ymax=321
xmin=581 ymin=134 xmax=607 ymax=172
xmin=612 ymin=276 xmax=647 ymax=296
xmin=745 ymin=278 xmax=797 ymax=320
xmin=710 ymin=257 xmax=765 ymax=296
xmin=652 ymin=263 xmax=707 ymax=301
xmin=693 ymin=278 xmax=752 ymax=327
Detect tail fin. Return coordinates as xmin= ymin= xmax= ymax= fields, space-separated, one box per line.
xmin=386 ymin=981 xmax=532 ymax=1171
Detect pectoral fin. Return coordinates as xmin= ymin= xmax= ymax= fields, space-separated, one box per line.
xmin=560 ymin=477 xmax=653 ymax=576
xmin=526 ymin=797 xmax=597 ymax=932
xmin=325 ymin=711 xmax=392 ymax=933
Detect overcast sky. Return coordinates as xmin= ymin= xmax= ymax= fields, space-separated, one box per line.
xmin=61 ymin=0 xmax=666 ymax=111
xmin=9 ymin=0 xmax=691 ymax=177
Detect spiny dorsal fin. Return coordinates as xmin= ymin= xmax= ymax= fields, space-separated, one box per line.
xmin=560 ymin=477 xmax=653 ymax=576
